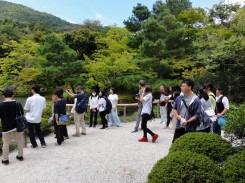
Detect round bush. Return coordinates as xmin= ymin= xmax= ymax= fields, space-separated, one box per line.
xmin=169 ymin=132 xmax=233 ymax=163
xmin=147 ymin=150 xmax=223 ymax=183
xmin=223 ymin=150 xmax=245 ymax=183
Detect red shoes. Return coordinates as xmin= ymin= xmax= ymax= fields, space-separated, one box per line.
xmin=138 ymin=137 xmax=148 ymax=142
xmin=152 ymin=134 xmax=159 ymax=143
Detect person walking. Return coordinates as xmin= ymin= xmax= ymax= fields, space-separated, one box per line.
xmin=98 ymin=90 xmax=108 ymax=129
xmin=66 ymin=86 xmax=87 ymax=137
xmin=108 ymin=87 xmax=122 ymax=127
xmin=24 ymin=85 xmax=47 ymax=149
xmin=89 ymin=90 xmax=99 ymax=128
xmin=138 ymin=85 xmax=159 ymax=143
xmin=0 ymin=89 xmax=24 ymax=165
xmin=131 ymin=80 xmax=145 ymax=133
xmin=172 ymin=79 xmax=201 ymax=143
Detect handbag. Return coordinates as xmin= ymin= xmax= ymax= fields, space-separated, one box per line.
xmin=16 ymin=102 xmax=28 ymax=132
xmin=217 ymin=115 xmax=226 ymax=127
xmin=58 ymin=114 xmax=69 ymax=125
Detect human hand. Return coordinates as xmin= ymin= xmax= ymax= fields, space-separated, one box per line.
xmin=217 ymin=113 xmax=222 ymax=118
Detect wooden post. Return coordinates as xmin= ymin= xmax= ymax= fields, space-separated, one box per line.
xmin=124 ymin=106 xmax=126 ymax=122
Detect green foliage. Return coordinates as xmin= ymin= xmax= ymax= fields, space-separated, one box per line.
xmin=0 ymin=1 xmax=79 ymax=31
xmin=166 ymin=0 xmax=192 ymax=16
xmin=224 ymin=104 xmax=245 ymax=147
xmin=147 ymin=150 xmax=223 ymax=183
xmin=222 ymin=150 xmax=245 ymax=183
xmin=169 ymin=132 xmax=233 ymax=163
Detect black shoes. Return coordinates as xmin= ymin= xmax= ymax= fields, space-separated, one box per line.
xmin=31 ymin=145 xmax=38 ymax=149
xmin=16 ymin=156 xmax=24 ymax=161
xmin=100 ymin=127 xmax=105 ymax=129
xmin=131 ymin=129 xmax=138 ymax=133
xmin=2 ymin=159 xmax=9 ymax=165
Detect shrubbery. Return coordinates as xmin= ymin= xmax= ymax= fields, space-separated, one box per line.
xmin=169 ymin=132 xmax=233 ymax=163
xmin=147 ymin=150 xmax=223 ymax=183
xmin=222 ymin=150 xmax=245 ymax=183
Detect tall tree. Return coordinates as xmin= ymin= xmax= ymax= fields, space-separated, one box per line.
xmin=166 ymin=0 xmax=192 ymax=16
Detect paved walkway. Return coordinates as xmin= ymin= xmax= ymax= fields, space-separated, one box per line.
xmin=0 ymin=119 xmax=174 ymax=183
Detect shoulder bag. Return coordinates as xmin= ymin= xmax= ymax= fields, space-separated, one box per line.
xmin=16 ymin=102 xmax=28 ymax=132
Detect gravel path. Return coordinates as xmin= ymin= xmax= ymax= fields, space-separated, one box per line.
xmin=0 ymin=119 xmax=174 ymax=183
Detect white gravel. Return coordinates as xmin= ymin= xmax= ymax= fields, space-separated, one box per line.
xmin=0 ymin=119 xmax=174 ymax=183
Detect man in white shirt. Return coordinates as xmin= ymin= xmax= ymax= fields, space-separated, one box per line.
xmin=24 ymin=85 xmax=46 ymax=148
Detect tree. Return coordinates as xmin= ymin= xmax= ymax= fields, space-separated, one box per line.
xmin=166 ymin=0 xmax=192 ymax=16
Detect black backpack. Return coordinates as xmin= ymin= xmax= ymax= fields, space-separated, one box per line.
xmin=75 ymin=94 xmax=87 ymax=114
xmin=104 ymin=97 xmax=112 ymax=114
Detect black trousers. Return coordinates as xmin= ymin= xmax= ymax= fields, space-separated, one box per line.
xmin=99 ymin=111 xmax=107 ymax=127
xmin=90 ymin=109 xmax=98 ymax=126
xmin=172 ymin=128 xmax=186 ymax=143
xmin=54 ymin=122 xmax=64 ymax=145
xmin=62 ymin=125 xmax=68 ymax=137
xmin=166 ymin=106 xmax=172 ymax=127
xmin=28 ymin=122 xmax=46 ymax=147
xmin=141 ymin=113 xmax=155 ymax=137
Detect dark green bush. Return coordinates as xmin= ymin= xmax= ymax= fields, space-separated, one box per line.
xmin=224 ymin=103 xmax=245 ymax=147
xmin=169 ymin=132 xmax=233 ymax=163
xmin=147 ymin=150 xmax=223 ymax=183
xmin=222 ymin=150 xmax=245 ymax=183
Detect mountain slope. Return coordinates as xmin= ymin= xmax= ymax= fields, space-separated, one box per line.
xmin=0 ymin=1 xmax=80 ymax=31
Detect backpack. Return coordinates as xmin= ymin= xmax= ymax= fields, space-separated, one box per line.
xmin=104 ymin=97 xmax=112 ymax=114
xmin=75 ymin=94 xmax=87 ymax=114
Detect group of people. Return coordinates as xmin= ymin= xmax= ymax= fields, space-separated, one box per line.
xmin=0 ymin=78 xmax=229 ymax=165
xmin=155 ymin=79 xmax=229 ymax=142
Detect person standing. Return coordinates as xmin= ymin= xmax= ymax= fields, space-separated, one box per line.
xmin=53 ymin=89 xmax=66 ymax=145
xmin=98 ymin=90 xmax=108 ymax=129
xmin=108 ymin=87 xmax=122 ymax=127
xmin=0 ymin=89 xmax=24 ymax=165
xmin=172 ymin=79 xmax=201 ymax=143
xmin=66 ymin=86 xmax=87 ymax=137
xmin=138 ymin=85 xmax=159 ymax=143
xmin=213 ymin=87 xmax=229 ymax=136
xmin=24 ymin=85 xmax=46 ymax=149
xmin=159 ymin=85 xmax=168 ymax=125
xmin=131 ymin=80 xmax=145 ymax=133
xmin=205 ymin=84 xmax=216 ymax=111
xmin=89 ymin=90 xmax=99 ymax=128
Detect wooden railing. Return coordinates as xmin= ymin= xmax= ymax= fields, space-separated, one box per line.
xmin=66 ymin=99 xmax=160 ymax=122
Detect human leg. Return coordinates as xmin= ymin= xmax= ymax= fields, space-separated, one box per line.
xmin=13 ymin=131 xmax=24 ymax=157
xmin=2 ymin=132 xmax=11 ymax=161
xmin=172 ymin=128 xmax=186 ymax=143
xmin=34 ymin=123 xmax=46 ymax=145
xmin=28 ymin=122 xmax=38 ymax=147
xmin=134 ymin=106 xmax=142 ymax=131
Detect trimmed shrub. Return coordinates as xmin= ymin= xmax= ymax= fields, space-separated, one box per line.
xmin=169 ymin=132 xmax=233 ymax=163
xmin=223 ymin=150 xmax=245 ymax=183
xmin=147 ymin=150 xmax=223 ymax=183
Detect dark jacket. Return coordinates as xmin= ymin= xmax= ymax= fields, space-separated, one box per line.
xmin=174 ymin=94 xmax=201 ymax=132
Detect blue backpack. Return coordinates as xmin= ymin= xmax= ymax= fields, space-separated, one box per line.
xmin=75 ymin=94 xmax=87 ymax=114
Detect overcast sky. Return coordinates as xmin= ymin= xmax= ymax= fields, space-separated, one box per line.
xmin=3 ymin=0 xmax=244 ymax=26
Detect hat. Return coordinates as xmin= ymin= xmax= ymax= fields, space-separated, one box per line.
xmin=77 ymin=85 xmax=84 ymax=90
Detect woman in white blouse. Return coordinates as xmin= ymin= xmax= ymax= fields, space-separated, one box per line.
xmin=108 ymin=87 xmax=121 ymax=127
xmin=89 ymin=90 xmax=99 ymax=128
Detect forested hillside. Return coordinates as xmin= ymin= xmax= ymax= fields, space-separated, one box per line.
xmin=0 ymin=1 xmax=79 ymax=31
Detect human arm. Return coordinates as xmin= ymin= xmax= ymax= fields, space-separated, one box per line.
xmin=65 ymin=90 xmax=75 ymax=98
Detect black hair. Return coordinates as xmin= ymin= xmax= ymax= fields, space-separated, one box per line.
xmin=53 ymin=89 xmax=62 ymax=98
xmin=216 ymin=87 xmax=224 ymax=94
xmin=32 ymin=84 xmax=40 ymax=93
xmin=3 ymin=89 xmax=14 ymax=98
xmin=173 ymin=91 xmax=180 ymax=100
xmin=197 ymin=88 xmax=209 ymax=101
xmin=182 ymin=79 xmax=194 ymax=90
xmin=205 ymin=83 xmax=214 ymax=91
xmin=144 ymin=85 xmax=152 ymax=94
xmin=139 ymin=80 xmax=146 ymax=86
xmin=100 ymin=90 xmax=107 ymax=97
xmin=110 ymin=87 xmax=116 ymax=94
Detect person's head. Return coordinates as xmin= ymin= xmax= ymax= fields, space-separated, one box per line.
xmin=169 ymin=86 xmax=174 ymax=93
xmin=53 ymin=89 xmax=62 ymax=100
xmin=173 ymin=91 xmax=180 ymax=99
xmin=205 ymin=83 xmax=214 ymax=93
xmin=197 ymin=88 xmax=209 ymax=101
xmin=3 ymin=89 xmax=14 ymax=98
xmin=31 ymin=84 xmax=40 ymax=94
xmin=216 ymin=87 xmax=223 ymax=96
xmin=99 ymin=90 xmax=106 ymax=97
xmin=139 ymin=80 xmax=146 ymax=88
xmin=77 ymin=85 xmax=84 ymax=94
xmin=109 ymin=87 xmax=116 ymax=94
xmin=91 ymin=90 xmax=97 ymax=97
xmin=144 ymin=85 xmax=152 ymax=94
xmin=160 ymin=85 xmax=165 ymax=92
xmin=181 ymin=79 xmax=194 ymax=94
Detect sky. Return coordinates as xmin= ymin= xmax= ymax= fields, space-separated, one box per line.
xmin=3 ymin=0 xmax=245 ymax=26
